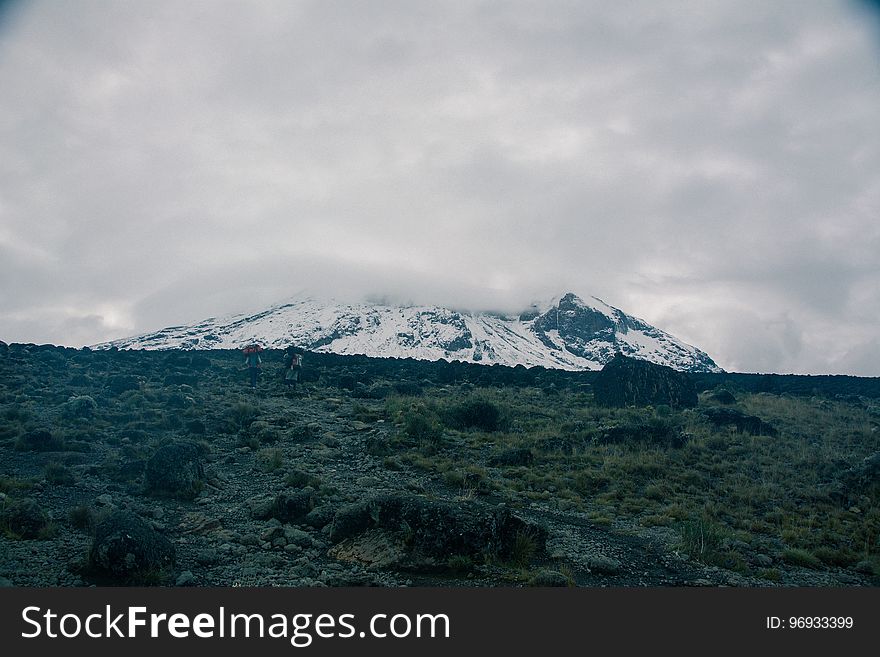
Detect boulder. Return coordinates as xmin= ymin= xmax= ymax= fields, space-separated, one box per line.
xmin=529 ymin=569 xmax=571 ymax=587
xmin=701 ymin=407 xmax=777 ymax=436
xmin=709 ymin=389 xmax=737 ymax=405
xmin=89 ymin=511 xmax=175 ymax=582
xmin=489 ymin=447 xmax=534 ymax=467
xmin=329 ymin=494 xmax=546 ymax=570
xmin=268 ymin=490 xmax=316 ymax=524
xmin=593 ymin=355 xmax=697 ymax=409
xmin=15 ymin=428 xmax=63 ymax=452
xmin=105 ymin=375 xmax=140 ymax=395
xmin=144 ymin=441 xmax=205 ymax=499
xmin=595 ymin=420 xmax=688 ymax=448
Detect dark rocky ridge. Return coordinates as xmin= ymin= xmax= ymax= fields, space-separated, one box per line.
xmin=594 ymin=354 xmax=699 ymax=409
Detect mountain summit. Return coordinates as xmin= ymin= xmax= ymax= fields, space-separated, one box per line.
xmin=95 ymin=292 xmax=721 ymax=372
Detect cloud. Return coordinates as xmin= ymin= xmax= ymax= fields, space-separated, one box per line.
xmin=0 ymin=1 xmax=878 ymax=374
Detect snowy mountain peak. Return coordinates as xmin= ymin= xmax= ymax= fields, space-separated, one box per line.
xmin=94 ymin=292 xmax=722 ymax=373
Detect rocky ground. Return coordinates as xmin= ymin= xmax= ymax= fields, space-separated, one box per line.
xmin=0 ymin=344 xmax=877 ymax=587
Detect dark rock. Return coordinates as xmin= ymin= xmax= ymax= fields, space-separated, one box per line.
xmin=89 ymin=511 xmax=175 ymax=582
xmin=702 ymin=408 xmax=778 ymax=436
xmin=175 ymin=571 xmax=196 ymax=586
xmin=0 ymin=498 xmax=50 ymax=539
xmin=15 ymin=428 xmax=63 ymax=452
xmin=105 ymin=375 xmax=140 ymax=395
xmin=595 ymin=419 xmax=688 ymax=448
xmin=594 ymin=355 xmax=698 ymax=409
xmin=709 ymin=389 xmax=737 ymax=405
xmin=329 ymin=494 xmax=546 ymax=567
xmin=270 ymin=490 xmax=316 ymax=523
xmin=303 ymin=505 xmax=337 ymax=529
xmin=489 ymin=447 xmax=534 ymax=467
xmin=365 ymin=435 xmax=391 ymax=457
xmin=0 ymin=340 xmax=7 ymax=355
xmin=532 ymin=293 xmax=617 ymax=350
xmin=144 ymin=441 xmax=205 ymax=499
xmin=529 ymin=569 xmax=570 ymax=587
xmin=587 ymin=555 xmax=622 ymax=574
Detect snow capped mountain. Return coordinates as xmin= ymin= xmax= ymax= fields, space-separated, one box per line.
xmin=94 ymin=292 xmax=721 ymax=372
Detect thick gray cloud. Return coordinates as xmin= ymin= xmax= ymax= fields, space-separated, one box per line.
xmin=1 ymin=0 xmax=878 ymax=374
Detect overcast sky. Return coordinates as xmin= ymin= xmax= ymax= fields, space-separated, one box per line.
xmin=1 ymin=1 xmax=878 ymax=374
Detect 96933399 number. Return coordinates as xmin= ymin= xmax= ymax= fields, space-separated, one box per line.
xmin=766 ymin=616 xmax=853 ymax=630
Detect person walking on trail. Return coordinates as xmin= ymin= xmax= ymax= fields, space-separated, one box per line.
xmin=283 ymin=346 xmax=304 ymax=388
xmin=243 ymin=344 xmax=263 ymax=389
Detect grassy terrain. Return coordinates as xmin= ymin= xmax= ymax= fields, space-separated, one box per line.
xmin=385 ymin=387 xmax=879 ymax=577
xmin=1 ymin=342 xmax=878 ymax=585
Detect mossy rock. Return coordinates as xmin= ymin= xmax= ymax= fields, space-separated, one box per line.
xmin=701 ymin=407 xmax=777 ymax=436
xmin=15 ymin=429 xmax=64 ymax=452
xmin=88 ymin=511 xmax=175 ymax=583
xmin=594 ymin=354 xmax=697 ymax=409
xmin=330 ymin=494 xmax=547 ymax=565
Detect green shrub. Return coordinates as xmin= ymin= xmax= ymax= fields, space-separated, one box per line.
xmin=573 ymin=470 xmax=611 ymax=495
xmin=854 ymin=557 xmax=880 ymax=577
xmin=508 ymin=529 xmax=539 ymax=567
xmin=655 ymin=404 xmax=672 ymax=417
xmin=0 ymin=476 xmax=34 ymax=494
xmin=44 ymin=462 xmax=75 ymax=486
xmin=813 ymin=546 xmax=859 ymax=567
xmin=446 ymin=554 xmax=474 ymax=573
xmin=446 ymin=399 xmax=503 ymax=432
xmin=258 ymin=448 xmax=284 ymax=472
xmin=676 ymin=515 xmax=728 ymax=564
xmin=758 ymin=568 xmax=782 ymax=582
xmin=404 ymin=407 xmax=442 ymax=442
xmin=61 ymin=395 xmax=98 ymax=419
xmin=782 ymin=548 xmax=822 ymax=569
xmin=69 ymin=505 xmax=96 ymax=531
xmin=229 ymin=401 xmax=259 ymax=429
xmin=0 ymin=498 xmax=51 ymax=539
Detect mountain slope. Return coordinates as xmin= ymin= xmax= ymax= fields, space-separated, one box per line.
xmin=95 ymin=292 xmax=721 ymax=372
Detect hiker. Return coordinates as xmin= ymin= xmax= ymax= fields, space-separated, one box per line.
xmin=283 ymin=346 xmax=304 ymax=388
xmin=243 ymin=344 xmax=263 ymax=388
